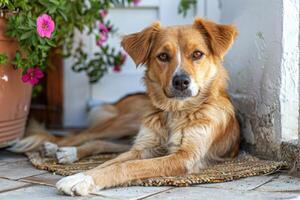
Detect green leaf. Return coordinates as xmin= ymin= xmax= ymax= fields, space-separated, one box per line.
xmin=0 ymin=53 xmax=7 ymax=65
xmin=49 ymin=0 xmax=60 ymax=6
xmin=28 ymin=19 xmax=36 ymax=28
xmin=20 ymin=31 xmax=33 ymax=40
xmin=15 ymin=51 xmax=20 ymax=60
xmin=178 ymin=0 xmax=197 ymax=17
xmin=32 ymin=84 xmax=43 ymax=98
xmin=46 ymin=39 xmax=56 ymax=47
xmin=58 ymin=9 xmax=68 ymax=21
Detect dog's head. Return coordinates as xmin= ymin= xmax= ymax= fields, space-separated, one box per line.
xmin=121 ymin=18 xmax=237 ymax=111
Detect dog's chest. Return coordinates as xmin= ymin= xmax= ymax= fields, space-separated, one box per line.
xmin=164 ymin=112 xmax=188 ymax=152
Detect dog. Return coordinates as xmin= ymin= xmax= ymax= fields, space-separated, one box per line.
xmin=10 ymin=17 xmax=240 ymax=196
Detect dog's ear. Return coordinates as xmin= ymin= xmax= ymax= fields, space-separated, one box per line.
xmin=193 ymin=18 xmax=237 ymax=59
xmin=121 ymin=22 xmax=161 ymax=66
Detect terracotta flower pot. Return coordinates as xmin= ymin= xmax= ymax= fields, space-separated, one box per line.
xmin=0 ymin=17 xmax=32 ymax=147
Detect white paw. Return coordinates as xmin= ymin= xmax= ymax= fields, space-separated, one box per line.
xmin=56 ymin=173 xmax=96 ymax=196
xmin=41 ymin=142 xmax=58 ymax=157
xmin=56 ymin=147 xmax=78 ymax=164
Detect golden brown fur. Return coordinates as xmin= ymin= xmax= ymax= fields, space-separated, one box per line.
xmin=53 ymin=17 xmax=240 ymax=196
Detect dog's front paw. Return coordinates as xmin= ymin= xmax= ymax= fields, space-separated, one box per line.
xmin=56 ymin=173 xmax=97 ymax=196
xmin=56 ymin=147 xmax=78 ymax=164
xmin=41 ymin=142 xmax=58 ymax=157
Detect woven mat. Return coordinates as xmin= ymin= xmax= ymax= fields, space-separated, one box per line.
xmin=26 ymin=152 xmax=288 ymax=187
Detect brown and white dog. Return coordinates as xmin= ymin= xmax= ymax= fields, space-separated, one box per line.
xmin=10 ymin=17 xmax=240 ymax=196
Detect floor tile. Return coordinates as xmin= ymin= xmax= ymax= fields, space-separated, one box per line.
xmin=0 ymin=160 xmax=46 ymax=180
xmin=145 ymin=186 xmax=299 ymax=200
xmin=0 ymin=150 xmax=27 ymax=164
xmin=197 ymin=175 xmax=276 ymax=191
xmin=0 ymin=178 xmax=31 ymax=193
xmin=92 ymin=186 xmax=172 ymax=200
xmin=256 ymin=175 xmax=300 ymax=192
xmin=0 ymin=185 xmax=95 ymax=200
xmin=20 ymin=173 xmax=63 ymax=186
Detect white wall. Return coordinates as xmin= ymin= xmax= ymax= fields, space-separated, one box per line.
xmin=220 ymin=0 xmax=299 ymax=156
xmin=280 ymin=0 xmax=299 ymax=142
xmin=64 ymin=30 xmax=91 ymax=127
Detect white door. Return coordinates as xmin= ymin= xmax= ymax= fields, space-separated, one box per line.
xmin=64 ymin=0 xmax=215 ymax=127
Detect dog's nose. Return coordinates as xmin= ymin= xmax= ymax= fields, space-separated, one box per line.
xmin=172 ymin=74 xmax=191 ymax=91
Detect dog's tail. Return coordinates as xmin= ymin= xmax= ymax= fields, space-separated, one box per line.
xmin=7 ymin=120 xmax=61 ymax=153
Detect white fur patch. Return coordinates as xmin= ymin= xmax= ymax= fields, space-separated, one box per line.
xmin=189 ymin=78 xmax=199 ymax=97
xmin=42 ymin=142 xmax=58 ymax=157
xmin=56 ymin=173 xmax=96 ymax=196
xmin=56 ymin=147 xmax=78 ymax=164
xmin=173 ymin=48 xmax=182 ymax=76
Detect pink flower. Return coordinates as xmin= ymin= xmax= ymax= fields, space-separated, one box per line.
xmin=133 ymin=0 xmax=141 ymax=6
xmin=96 ymin=34 xmax=108 ymax=46
xmin=22 ymin=67 xmax=44 ymax=85
xmin=36 ymin=14 xmax=55 ymax=38
xmin=113 ymin=65 xmax=121 ymax=72
xmin=99 ymin=10 xmax=108 ymax=18
xmin=99 ymin=23 xmax=109 ymax=34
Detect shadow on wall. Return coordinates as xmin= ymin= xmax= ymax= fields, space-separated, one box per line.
xmin=220 ymin=0 xmax=299 ymax=161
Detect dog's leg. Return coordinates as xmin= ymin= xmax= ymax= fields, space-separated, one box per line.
xmin=56 ymin=149 xmax=142 ymax=196
xmin=56 ymin=126 xmax=167 ymax=195
xmin=56 ymin=140 xmax=131 ymax=164
xmin=56 ymin=152 xmax=189 ymax=196
xmin=56 ymin=126 xmax=214 ymax=196
xmin=77 ymin=140 xmax=131 ymax=159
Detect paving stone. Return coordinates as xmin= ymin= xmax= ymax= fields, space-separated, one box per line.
xmin=92 ymin=186 xmax=172 ymax=200
xmin=145 ymin=186 xmax=299 ymax=200
xmin=197 ymin=175 xmax=276 ymax=191
xmin=0 ymin=160 xmax=46 ymax=180
xmin=0 ymin=185 xmax=95 ymax=200
xmin=20 ymin=173 xmax=63 ymax=186
xmin=0 ymin=178 xmax=31 ymax=192
xmin=256 ymin=175 xmax=300 ymax=192
xmin=0 ymin=150 xmax=27 ymax=164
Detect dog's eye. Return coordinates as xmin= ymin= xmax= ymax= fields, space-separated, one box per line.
xmin=192 ymin=50 xmax=204 ymax=60
xmin=157 ymin=53 xmax=169 ymax=62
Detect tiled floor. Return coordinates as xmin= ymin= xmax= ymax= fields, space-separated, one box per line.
xmin=1 ymin=150 xmax=300 ymax=200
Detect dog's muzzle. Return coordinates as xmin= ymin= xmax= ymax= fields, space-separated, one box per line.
xmin=165 ymin=74 xmax=193 ymax=99
xmin=172 ymin=74 xmax=191 ymax=91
